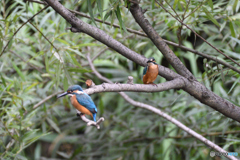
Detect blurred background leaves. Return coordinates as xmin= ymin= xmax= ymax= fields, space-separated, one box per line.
xmin=0 ymin=0 xmax=240 ymax=159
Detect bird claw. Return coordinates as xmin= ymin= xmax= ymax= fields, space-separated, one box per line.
xmin=148 ymin=83 xmax=158 ymax=87
xmin=77 ymin=110 xmax=104 ymax=129
xmin=87 ymin=117 xmax=105 ymax=129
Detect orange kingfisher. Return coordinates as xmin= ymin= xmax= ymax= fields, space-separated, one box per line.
xmin=143 ymin=57 xmax=159 ymax=85
xmin=57 ymin=85 xmax=97 ymax=121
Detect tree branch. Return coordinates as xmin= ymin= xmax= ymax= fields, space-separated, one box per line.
xmin=27 ymin=0 xmax=240 ymax=74
xmin=33 ymin=91 xmax=63 ymax=109
xmin=129 ymin=1 xmax=194 ymax=79
xmin=44 ymin=0 xmax=240 ymax=122
xmin=83 ymin=80 xmax=185 ymax=95
xmin=86 ymin=54 xmax=237 ymax=160
xmin=128 ymin=1 xmax=240 ymax=122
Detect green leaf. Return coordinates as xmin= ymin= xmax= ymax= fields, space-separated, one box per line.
xmin=11 ymin=61 xmax=25 ymax=81
xmin=173 ymin=0 xmax=179 ymax=10
xmin=70 ymin=146 xmax=82 ymax=159
xmin=149 ymin=143 xmax=154 ymax=156
xmin=103 ymin=10 xmax=111 ymax=22
xmin=139 ymin=147 xmax=146 ymax=160
xmin=99 ymin=98 xmax=104 ymax=114
xmin=63 ymin=66 xmax=74 ymax=85
xmin=56 ymin=62 xmax=61 ymax=89
xmin=0 ymin=74 xmax=6 ymax=87
xmin=70 ymin=54 xmax=82 ymax=68
xmin=97 ymin=0 xmax=103 ymax=19
xmin=115 ymin=5 xmax=127 ymax=33
xmin=202 ymin=6 xmax=220 ymax=27
xmin=63 ymin=76 xmax=68 ymax=91
xmin=55 ymin=38 xmax=69 ymax=45
xmin=8 ymin=39 xmax=13 ymax=50
xmin=228 ymin=76 xmax=240 ymax=94
xmin=207 ymin=0 xmax=213 ymax=11
xmin=229 ymin=21 xmax=236 ymax=37
xmin=230 ymin=37 xmax=240 ymax=45
xmin=47 ymin=117 xmax=61 ymax=133
xmin=25 ymin=82 xmax=38 ymax=92
xmin=57 ymin=151 xmax=71 ymax=159
xmin=34 ymin=143 xmax=41 ymax=160
xmin=67 ymin=67 xmax=92 ymax=73
xmin=111 ymin=10 xmax=115 ymax=27
xmin=0 ymin=38 xmax=3 ymax=52
xmin=71 ymin=43 xmax=102 ymax=48
xmin=23 ymin=132 xmax=50 ymax=149
xmin=87 ymin=0 xmax=97 ymax=26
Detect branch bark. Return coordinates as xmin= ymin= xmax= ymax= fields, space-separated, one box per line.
xmin=43 ymin=0 xmax=240 ymax=122
xmin=83 ymin=80 xmax=185 ymax=95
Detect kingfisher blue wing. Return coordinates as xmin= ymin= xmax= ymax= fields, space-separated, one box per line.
xmin=143 ymin=66 xmax=148 ymax=76
xmin=76 ymin=93 xmax=97 ymax=114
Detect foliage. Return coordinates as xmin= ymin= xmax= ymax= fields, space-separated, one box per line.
xmin=0 ymin=0 xmax=240 ymax=159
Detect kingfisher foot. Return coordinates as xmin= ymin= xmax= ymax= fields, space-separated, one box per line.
xmin=149 ymin=83 xmax=157 ymax=87
xmin=79 ymin=114 xmax=105 ymax=129
xmin=76 ymin=113 xmax=84 ymax=117
xmin=87 ymin=117 xmax=105 ymax=129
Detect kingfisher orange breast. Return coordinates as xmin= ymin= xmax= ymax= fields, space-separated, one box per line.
xmin=70 ymin=95 xmax=93 ymax=118
xmin=143 ymin=65 xmax=159 ymax=84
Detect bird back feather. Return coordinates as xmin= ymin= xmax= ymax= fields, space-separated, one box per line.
xmin=76 ymin=93 xmax=97 ymax=114
xmin=143 ymin=66 xmax=148 ymax=76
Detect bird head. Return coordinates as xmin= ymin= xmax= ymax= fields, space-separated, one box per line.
xmin=57 ymin=85 xmax=84 ymax=98
xmin=147 ymin=57 xmax=157 ymax=65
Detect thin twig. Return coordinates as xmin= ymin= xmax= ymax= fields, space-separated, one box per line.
xmin=33 ymin=91 xmax=63 ymax=109
xmin=182 ymin=0 xmax=191 ymax=19
xmin=29 ymin=21 xmax=63 ymax=63
xmin=164 ymin=0 xmax=181 ymax=20
xmin=0 ymin=5 xmax=49 ymax=57
xmin=10 ymin=50 xmax=44 ymax=74
xmin=184 ymin=1 xmax=205 ymax=19
xmin=82 ymin=47 xmax=109 ymax=67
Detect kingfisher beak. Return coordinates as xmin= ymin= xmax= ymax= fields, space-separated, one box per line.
xmin=147 ymin=59 xmax=153 ymax=63
xmin=57 ymin=92 xmax=68 ymax=98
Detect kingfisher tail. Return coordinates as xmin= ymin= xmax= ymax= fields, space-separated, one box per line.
xmin=92 ymin=113 xmax=97 ymax=122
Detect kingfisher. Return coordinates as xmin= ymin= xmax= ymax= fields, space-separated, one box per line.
xmin=143 ymin=57 xmax=159 ymax=85
xmin=57 ymin=85 xmax=97 ymax=121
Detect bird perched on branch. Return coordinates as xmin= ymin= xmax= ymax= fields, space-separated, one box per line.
xmin=57 ymin=85 xmax=98 ymax=121
xmin=143 ymin=57 xmax=159 ymax=85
